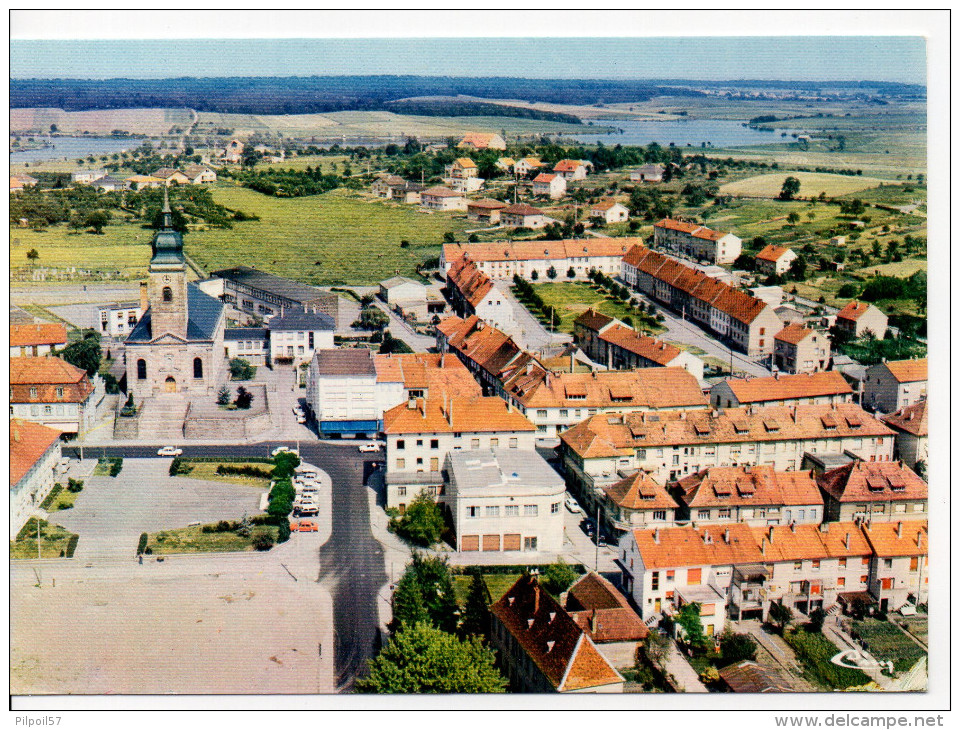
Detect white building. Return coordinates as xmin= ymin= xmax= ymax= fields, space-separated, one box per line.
xmin=9 ymin=357 xmax=106 ymax=435
xmin=98 ymin=300 xmax=144 ymax=338
xmin=532 ymin=173 xmax=566 ymax=200
xmin=652 ymin=218 xmax=742 ymax=265
xmin=10 ymin=419 xmax=65 ymax=536
xmin=266 ymin=308 xmax=335 ymax=365
xmin=590 ymin=200 xmax=630 ymax=225
xmin=223 ymin=328 xmax=269 ymax=365
xmin=305 ymin=349 xmax=381 ymax=437
xmin=420 ymin=186 xmax=467 ymax=211
xmin=863 ymin=359 xmax=927 ymax=414
xmin=630 ymin=164 xmax=664 ymax=183
xmin=10 ymin=323 xmax=67 ymax=358
xmin=71 ymin=169 xmax=107 ymax=184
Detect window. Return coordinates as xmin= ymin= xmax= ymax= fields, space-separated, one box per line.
xmin=509 ymin=438 xmax=518 ymax=449
xmin=430 ymin=439 xmax=439 ymax=449
xmin=30 ymin=405 xmax=39 ymax=416
xmin=430 ymin=457 xmax=438 ymax=471
xmin=666 ymin=570 xmax=675 ymax=581
xmin=523 ymin=505 xmax=538 ymax=517
xmin=687 ymin=568 xmax=701 ymax=585
xmin=862 ymin=557 xmax=870 ymax=567
xmin=485 ymin=506 xmax=500 ymax=518
xmin=44 ymin=405 xmax=53 ymax=415
xmin=537 ymin=409 xmax=548 ymax=418
xmin=894 ymin=503 xmax=906 ymax=514
xmin=489 ymin=438 xmax=498 ymax=448
xmin=837 ymin=577 xmax=846 ymax=588
xmin=651 ymin=572 xmax=660 ymax=591
xmin=162 ymin=286 xmax=173 ymax=302
xmin=398 ymin=487 xmax=407 ymax=497
xmin=396 ymin=458 xmax=405 ymax=469
xmin=193 ymin=357 xmax=203 ymax=379
xmin=471 ymin=438 xmax=480 ymax=450
xmin=55 ymin=387 xmax=63 ymax=398
xmin=466 ymin=506 xmax=479 ymax=518
xmin=559 ymin=409 xmax=568 ymax=418
xmin=860 ymin=575 xmax=868 ymax=585
xmin=883 ymin=558 xmax=893 ymax=569
xmin=523 ymin=537 xmax=538 ymax=551
xmin=812 ymin=560 xmax=821 ymax=570
xmin=416 ymin=458 xmax=423 ymax=466
xmin=396 ymin=440 xmax=405 ymax=450
xmin=718 ymin=508 xmax=731 ymax=519
xmin=29 ymin=387 xmax=37 ymax=398
xmin=794 ymin=561 xmax=803 ymax=572
xmin=653 ymin=510 xmax=666 ymax=521
xmin=551 ymin=502 xmax=560 ymax=514
xmin=672 ymin=454 xmax=679 ymax=465
xmin=698 ymin=509 xmax=710 ymax=520
xmin=838 ymin=558 xmax=847 ymax=569
xmin=505 ymin=505 xmax=519 ymax=517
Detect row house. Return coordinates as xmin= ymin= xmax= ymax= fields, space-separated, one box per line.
xmin=755 ymin=245 xmax=797 ymax=277
xmin=881 ymin=400 xmax=928 ymax=471
xmin=710 ymin=370 xmax=853 ymax=410
xmin=863 ymin=358 xmax=927 ymax=414
xmin=601 ymin=470 xmax=681 ymax=531
xmin=223 ymin=328 xmax=269 ymax=365
xmin=774 ymin=323 xmax=831 ymax=374
xmin=621 ymin=244 xmax=782 ymax=357
xmin=441 ymin=237 xmax=643 ymax=282
xmin=573 ymin=309 xmax=704 ymax=380
xmin=436 ymin=315 xmax=525 ymax=396
xmin=653 ymin=218 xmax=742 ymax=265
xmin=835 ymin=300 xmax=888 ymax=339
xmin=9 ymin=357 xmax=106 ymax=435
xmin=861 ymin=521 xmax=928 ymax=613
xmin=10 ymin=419 xmax=65 ymax=536
xmin=817 ymin=459 xmax=927 ymax=523
xmin=10 ymin=323 xmax=67 ymax=357
xmin=203 ymin=265 xmax=339 ymax=325
xmin=466 ymin=198 xmax=507 ymax=224
xmin=489 ymin=574 xmax=624 ymax=693
xmin=589 ymin=200 xmax=630 ymax=225
xmin=559 ymin=403 xmax=896 ymax=502
xmin=382 ymin=394 xmax=537 ymax=511
xmin=532 ymin=172 xmax=566 ymax=199
xmin=420 ymin=186 xmax=467 ymax=211
xmin=445 ymin=258 xmax=515 ymax=332
xmin=499 ymin=203 xmax=549 ymax=229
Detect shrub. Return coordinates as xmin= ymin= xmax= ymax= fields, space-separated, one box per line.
xmin=216 ymin=385 xmax=232 ymax=406
xmin=389 ymin=491 xmax=444 ymax=547
xmin=65 ymin=534 xmax=80 ymax=558
xmin=39 ymin=484 xmax=63 ymax=511
xmin=229 ymin=358 xmax=256 ymax=381
xmin=541 ymin=558 xmax=579 ymax=598
xmin=719 ymin=631 xmax=758 ymax=665
xmin=67 ymin=478 xmax=84 ymax=493
xmin=144 ymin=547 xmax=153 ymax=555
xmin=137 ymin=533 xmax=148 ymax=555
xmin=215 ymin=463 xmax=273 ymax=479
xmin=277 ymin=520 xmax=291 ymax=544
xmin=109 ymin=457 xmax=123 ymax=477
xmin=201 ymin=525 xmax=214 ymax=533
xmin=251 ymin=529 xmax=274 ymax=551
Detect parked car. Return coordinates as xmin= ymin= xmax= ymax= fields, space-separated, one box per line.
xmin=565 ymin=495 xmax=583 ymax=514
xmin=158 ymin=446 xmax=183 ymax=457
xmin=271 ymin=446 xmax=294 ymax=457
xmin=290 ymin=519 xmax=319 ymax=533
xmin=296 ymin=416 xmax=306 ymax=424
xmin=292 ymin=406 xmax=304 ymax=417
xmin=358 ymin=442 xmax=382 ymax=453
xmin=295 ymin=505 xmax=319 ymax=517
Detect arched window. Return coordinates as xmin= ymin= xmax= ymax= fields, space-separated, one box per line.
xmin=137 ymin=359 xmax=147 ymax=380
xmin=193 ymin=357 xmax=203 ymax=379
xmin=162 ymin=286 xmax=173 ymax=302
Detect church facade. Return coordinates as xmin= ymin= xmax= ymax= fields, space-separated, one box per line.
xmin=125 ymin=192 xmax=227 ymax=400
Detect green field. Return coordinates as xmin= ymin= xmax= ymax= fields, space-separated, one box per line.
xmin=719 ymin=171 xmax=893 ymax=199
xmin=530 ymin=281 xmax=665 ymax=335
xmin=146 ymin=523 xmax=280 ymax=555
xmin=452 ymin=574 xmax=521 ymax=606
xmin=10 ymin=519 xmax=78 ymax=560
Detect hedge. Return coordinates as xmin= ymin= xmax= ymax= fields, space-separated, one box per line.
xmin=216 ymin=463 xmax=274 ymax=479
xmin=65 ymin=534 xmax=80 ymax=558
xmin=451 ymin=564 xmax=587 ymax=576
xmin=177 ymin=456 xmax=274 ymax=464
xmin=39 ymin=484 xmax=64 ymax=511
xmin=137 ymin=532 xmax=148 ymax=555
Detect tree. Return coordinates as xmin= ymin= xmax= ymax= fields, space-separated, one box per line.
xmin=675 ymin=602 xmax=708 ymax=650
xmin=778 ymin=176 xmax=801 ymax=201
xmin=787 ymin=212 xmax=801 ymax=225
xmin=530 ymin=269 xmax=539 ymax=281
xmin=26 ymin=248 xmax=39 ymax=261
xmin=251 ymin=529 xmax=274 ymax=551
xmin=59 ymin=330 xmax=102 ymax=376
xmin=389 ymin=491 xmax=444 ymax=547
xmin=85 ymin=210 xmax=110 ymax=234
xmin=355 ymin=622 xmax=506 ymax=694
xmin=387 ymin=553 xmax=459 ymax=634
xmin=643 ymin=630 xmax=671 ymax=673
xmin=808 ymin=607 xmax=827 ymax=634
xmin=719 ymin=631 xmax=758 ymax=664
xmin=547 ymin=265 xmax=558 ymax=280
xmin=768 ymin=601 xmax=793 ymax=634
xmin=733 ymin=253 xmax=756 ymax=272
xmin=458 ymin=571 xmax=490 ymax=639
xmin=216 ymin=385 xmax=231 ymax=406
xmin=788 ymin=256 xmax=807 ymax=281
xmin=353 ymin=307 xmax=389 ymax=331
xmin=229 ymin=358 xmax=256 ymax=380
xmin=234 ymin=386 xmax=254 ymax=410
xmin=541 ymin=559 xmax=578 ymax=598
xmin=443 ymin=231 xmax=457 ymax=243
xmin=566 ymin=266 xmax=576 ymax=279
xmin=390 ymin=570 xmax=430 ymax=629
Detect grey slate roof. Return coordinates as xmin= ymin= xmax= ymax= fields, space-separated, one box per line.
xmin=266 ymin=308 xmax=335 ymax=332
xmin=311 ymin=348 xmax=376 ymax=376
xmin=211 ymin=266 xmax=330 ymax=305
xmin=126 ymin=284 xmax=224 ymax=343
xmin=225 ymin=327 xmax=268 ymax=342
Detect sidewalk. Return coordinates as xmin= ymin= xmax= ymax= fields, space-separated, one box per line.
xmin=664 ymin=643 xmax=708 ymax=693
xmin=823 ymin=617 xmax=895 ymax=690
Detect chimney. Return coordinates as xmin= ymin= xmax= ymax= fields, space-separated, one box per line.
xmin=896 ymin=521 xmax=902 ymax=538
xmin=527 ymin=618 xmax=535 ymax=629
xmin=916 ymin=531 xmax=923 ymax=550
xmin=703 ymin=531 xmax=712 ymax=545
xmin=768 ymin=526 xmax=775 ymax=543
xmin=653 ymin=527 xmax=660 ymax=544
xmin=447 ymin=397 xmax=454 ymax=427
xmin=819 ymin=522 xmax=830 ymax=533
xmin=139 ymin=281 xmax=148 ymax=312
xmin=526 ymin=362 xmax=533 ymax=375
xmin=533 ymin=585 xmax=540 ymax=615
xmin=506 ymin=399 xmax=512 ymax=413
xmin=790 ymin=521 xmax=796 ymax=533
xmin=723 ymin=528 xmax=730 ymax=544
xmin=407 ymin=396 xmax=417 ymax=410
xmin=844 ymin=532 xmax=850 ymax=550
xmin=760 ymin=539 xmax=766 ymax=556
xmin=679 ymin=412 xmax=686 ymax=421
xmin=774 ymin=371 xmax=780 ymax=380
xmin=590 ymin=610 xmax=598 ymax=634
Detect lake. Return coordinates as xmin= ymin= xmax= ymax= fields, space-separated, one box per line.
xmin=10 ymin=136 xmax=141 ymax=164
xmin=567 ymin=118 xmax=801 ymax=148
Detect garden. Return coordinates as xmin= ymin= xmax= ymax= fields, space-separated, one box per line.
xmin=782 ymin=626 xmax=872 ymax=690
xmin=849 ymin=618 xmax=926 ymax=673
xmin=10 ymin=518 xmax=79 ymax=560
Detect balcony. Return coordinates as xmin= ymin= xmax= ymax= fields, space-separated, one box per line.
xmin=732 ymin=564 xmax=772 ymax=587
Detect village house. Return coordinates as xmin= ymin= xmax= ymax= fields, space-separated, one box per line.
xmin=573 ymin=309 xmax=704 ymax=380
xmin=863 ymin=358 xmax=927 ymax=414
xmin=835 ymin=300 xmax=888 ymax=339
xmin=774 ymin=323 xmax=831 ymax=374
xmin=436 ymin=315 xmax=525 ymax=396
xmin=442 ymin=448 xmax=566 ymax=554
xmin=499 ymin=203 xmax=550 ymax=229
xmin=265 ymin=307 xmax=335 ymax=365
xmin=71 ymin=169 xmax=107 ymax=184
xmin=563 ymin=572 xmax=649 ymax=669
xmin=93 ymin=176 xmax=125 ymax=192
xmin=441 ymin=237 xmax=642 ymax=282
xmin=629 ymin=164 xmax=664 ymax=183
xmin=420 ymin=186 xmax=467 ymax=212
xmin=458 ymin=132 xmax=506 ymax=151
xmin=445 ymin=258 xmax=515 ymax=332
xmin=601 ymin=470 xmax=681 ymax=532
xmin=621 ymin=245 xmax=782 ymax=357
xmin=182 ymin=164 xmax=217 ymax=185
xmin=10 ymin=419 xmax=65 ymax=536
xmin=445 ymin=157 xmax=484 ymax=193
xmin=495 ymin=157 xmax=515 ymax=172
xmin=532 ymin=172 xmax=566 ymax=200
xmin=881 ymin=400 xmax=928 ymax=471
xmin=305 ymin=349 xmax=381 ymax=438
xmin=379 ymin=276 xmax=425 ymax=307
xmin=513 ymin=157 xmax=543 ymax=176
xmin=382 ymin=394 xmax=537 ymax=511
xmin=559 ymin=403 xmax=896 ymax=494
xmin=388 ymin=180 xmax=424 ymax=204
xmin=371 ymin=175 xmax=403 ymax=199
xmin=97 ymin=298 xmax=143 ymax=338
xmin=124 ymin=174 xmax=165 ymax=190
xmin=590 ymin=200 xmax=630 ymax=225
xmin=860 ymin=520 xmax=928 ymax=613
xmin=652 ymin=218 xmax=742 ymax=265
xmin=151 ymin=167 xmax=192 ymax=186
xmin=201 ymin=266 xmax=339 ymax=325
xmin=10 ymin=174 xmax=38 ymax=193
xmin=673 ymin=465 xmax=825 ymax=527
xmin=9 ymin=323 xmax=67 ymax=357
xmin=817 ymin=459 xmax=927 ymax=523
xmin=223 ymin=328 xmax=269 ymax=365
xmin=466 ymin=198 xmax=507 ymax=224
xmin=489 ymin=575 xmax=625 ymax=693
xmin=755 ymin=245 xmax=798 ymax=277
xmin=10 ymin=357 xmax=106 ymax=435
xmin=710 ymin=370 xmax=853 ymax=410
xmin=221 ymin=139 xmax=244 ymax=163
xmin=553 ymin=159 xmax=591 ymax=181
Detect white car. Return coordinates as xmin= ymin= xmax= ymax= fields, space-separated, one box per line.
xmin=358 ymin=442 xmax=382 ymax=453
xmin=271 ymin=446 xmax=294 ymax=457
xmin=565 ymin=495 xmax=583 ymax=514
xmin=292 ymin=406 xmax=304 ymax=416
xmin=296 ymin=416 xmax=306 ymax=424
xmin=158 ymin=446 xmax=183 ymax=457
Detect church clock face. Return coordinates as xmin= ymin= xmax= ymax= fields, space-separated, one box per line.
xmin=163 ymin=275 xmax=171 ymax=283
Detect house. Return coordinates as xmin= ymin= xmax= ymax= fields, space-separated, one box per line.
xmin=652 ymin=218 xmax=742 ymax=265
xmin=420 ymin=186 xmax=467 ymax=212
xmin=458 ymin=133 xmax=506 ymax=151
xmin=371 ymin=175 xmax=405 ymax=199
xmin=442 ymin=448 xmax=566 ymax=553
xmin=489 ymin=574 xmax=624 ymax=693
xmin=466 ymin=198 xmax=507 ymax=224
xmin=124 ymin=174 xmax=165 ymax=190
xmin=93 ymin=176 xmax=125 ymax=192
xmin=513 ymin=157 xmax=543 ymax=176
xmin=305 ymin=349 xmax=381 ymax=437
xmin=750 ymin=285 xmax=784 ymax=308
xmin=222 ymin=139 xmax=244 ymax=163
xmin=379 ymin=276 xmax=426 ymax=307
xmin=559 ymin=403 xmax=896 ymax=492
xmin=10 ymin=174 xmax=38 ymax=192
xmin=710 ymin=371 xmax=853 ymax=410
xmin=9 ymin=357 xmax=105 ymax=434
xmin=532 ymin=173 xmax=566 ymax=200
xmin=374 ymin=352 xmax=482 ymax=419
xmin=97 ymin=298 xmax=143 ymax=338
xmin=9 ymin=323 xmax=67 ymax=357
xmin=674 ymin=465 xmax=824 ymax=527
xmin=499 ymin=203 xmax=549 ymax=229
xmin=553 ymin=159 xmax=591 ymax=181
xmin=755 ymin=245 xmax=798 ymax=277
xmin=881 ymin=400 xmax=928 ymax=471
xmin=817 ymin=459 xmax=927 ymax=523
xmin=602 ymin=470 xmax=681 ymax=532
xmin=563 ymin=572 xmax=649 ymax=669
xmin=446 ymin=258 xmax=515 ymax=332
xmin=436 ymin=315 xmax=525 ymax=395
xmin=774 ymin=323 xmax=831 ymax=374
xmin=863 ymin=359 xmax=927 ymax=414
xmin=835 ymin=301 xmax=888 ymax=339
xmin=182 ymin=164 xmax=217 ymax=184
xmin=447 ymin=157 xmax=478 ymax=179
xmin=630 ymin=164 xmax=664 ymax=183
xmin=860 ymin=520 xmax=928 ymax=613
xmin=223 ymin=327 xmax=269 ymax=364
xmin=382 ymin=394 xmax=537 ymax=510
xmin=495 ymin=157 xmax=515 ymax=172
xmin=203 ymin=266 xmax=339 ymax=325
xmin=71 ymin=169 xmax=107 ymax=184
xmin=830 ymin=236 xmax=847 ymax=246
xmin=265 ymin=307 xmax=335 ymax=364
xmin=719 ymin=661 xmax=793 ymax=693
xmin=10 ymin=420 xmax=65 ymax=536
xmin=151 ymin=168 xmax=192 ymax=186
xmin=441 ymin=237 xmax=642 ymax=282
xmin=590 ymin=200 xmax=630 ymax=225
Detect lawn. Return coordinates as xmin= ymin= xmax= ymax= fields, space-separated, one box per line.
xmin=718 ymin=171 xmax=893 ymax=199
xmin=145 ymin=523 xmax=280 ymax=555
xmin=10 ymin=221 xmax=153 ymax=280
xmin=10 ymin=519 xmax=79 ymax=560
xmin=895 ymin=615 xmax=928 ymax=647
xmin=39 ymin=484 xmax=81 ymax=513
xmin=783 ymin=627 xmax=872 ymax=690
xmin=173 ymin=461 xmax=273 ymax=489
xmin=452 ymin=573 xmax=522 ymax=606
xmin=850 ymin=619 xmax=927 ymax=673
xmin=529 ymin=281 xmax=666 ymax=335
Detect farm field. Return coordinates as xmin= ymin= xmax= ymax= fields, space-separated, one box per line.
xmin=10 ymin=221 xmax=153 ymax=279
xmin=10 ymin=107 xmax=194 ymax=136
xmin=530 ymin=281 xmax=665 ymax=335
xmin=718 ymin=171 xmax=893 ymax=198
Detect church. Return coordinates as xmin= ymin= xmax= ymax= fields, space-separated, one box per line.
xmin=125 ymin=191 xmax=227 ymax=400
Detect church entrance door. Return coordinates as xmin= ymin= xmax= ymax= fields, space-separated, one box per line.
xmin=164 ymin=376 xmax=177 ymax=393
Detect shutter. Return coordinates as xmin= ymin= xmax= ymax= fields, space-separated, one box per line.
xmin=503 ymin=534 xmax=521 ymax=551
xmin=687 ymin=568 xmax=702 ymax=585
xmin=482 ymin=534 xmax=502 ymax=552
xmin=461 ymin=535 xmax=479 ymax=552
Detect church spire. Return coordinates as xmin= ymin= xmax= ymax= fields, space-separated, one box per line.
xmin=162 ymin=186 xmax=173 ymax=230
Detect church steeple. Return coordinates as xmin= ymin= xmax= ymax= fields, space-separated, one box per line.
xmin=162 ymin=185 xmax=173 ymax=230
xmin=147 ymin=185 xmax=188 ymax=339
xmin=150 ymin=186 xmax=185 ymax=265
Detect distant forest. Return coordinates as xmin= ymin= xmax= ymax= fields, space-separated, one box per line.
xmin=10 ymin=76 xmax=924 ymax=116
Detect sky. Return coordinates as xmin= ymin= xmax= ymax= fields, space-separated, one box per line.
xmin=9 ymin=37 xmax=926 ymax=85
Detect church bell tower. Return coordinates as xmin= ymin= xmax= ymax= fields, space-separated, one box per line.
xmin=146 ymin=187 xmax=188 ymax=339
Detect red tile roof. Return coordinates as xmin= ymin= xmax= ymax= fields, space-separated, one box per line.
xmin=774 ymin=323 xmax=815 ymax=346
xmin=438 ymin=315 xmax=524 ymax=380
xmin=881 ymin=400 xmax=928 ymax=437
xmin=10 ymin=419 xmax=62 ymax=485
xmin=459 ymin=133 xmax=500 ymax=149
xmin=881 ymin=358 xmax=927 ymax=384
xmin=554 ymin=159 xmax=587 ymax=173
xmin=501 ymin=203 xmax=545 ymax=217
xmin=382 ymin=394 xmax=535 ymax=435
xmin=591 ymin=199 xmax=625 ymax=212
xmin=631 ymin=523 xmax=764 ymax=570
xmin=565 ymin=572 xmax=649 ymax=643
xmin=372 ymin=353 xmax=481 ymax=399
xmin=817 ymin=460 xmax=927 ymax=504
xmin=9 ymin=357 xmax=95 ymax=404
xmin=10 ymin=323 xmax=68 ymax=348
xmin=721 ymin=371 xmax=852 ymax=404
xmin=603 ymin=471 xmax=679 ymax=511
xmin=599 ymin=324 xmax=683 ymax=365
xmin=443 ymin=237 xmax=643 ymax=266
xmin=533 ymin=173 xmax=559 ymax=183
xmin=677 ymin=465 xmax=823 ymax=510
xmin=836 ymin=300 xmax=876 ymax=322
xmin=573 ymin=308 xmax=616 ymax=333
xmin=719 ymin=661 xmax=793 ymax=693
xmin=654 ymin=218 xmax=733 ymax=242
xmin=466 ymin=198 xmax=507 ymax=210
xmin=422 ymin=186 xmax=462 ymax=198
xmin=861 ymin=520 xmax=927 ymax=557
xmin=756 ymin=244 xmax=793 ymax=262
xmin=447 ymin=257 xmax=495 ymax=308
